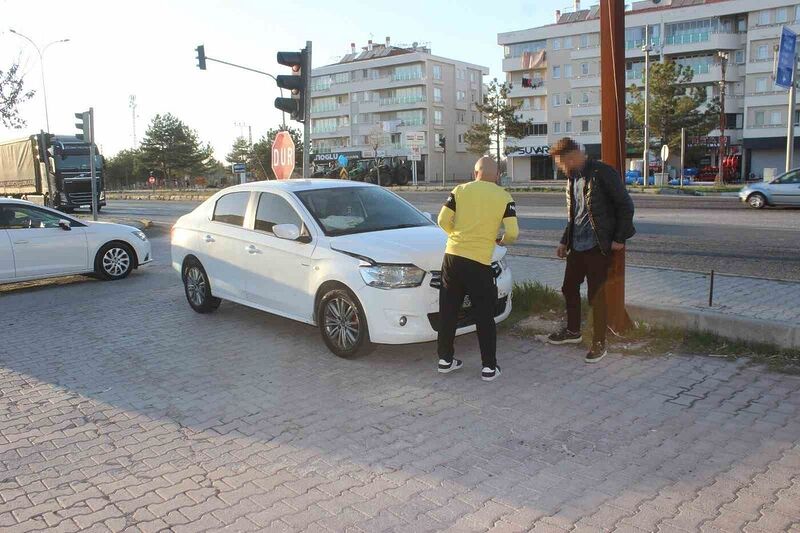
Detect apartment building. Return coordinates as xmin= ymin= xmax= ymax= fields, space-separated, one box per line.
xmin=309 ymin=39 xmax=488 ymax=181
xmin=498 ymin=0 xmax=800 ymax=180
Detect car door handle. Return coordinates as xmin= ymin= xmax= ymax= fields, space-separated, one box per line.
xmin=245 ymin=245 xmax=261 ymax=254
xmin=13 ymin=240 xmax=29 ymax=245
xmin=203 ymin=235 xmax=215 ymax=243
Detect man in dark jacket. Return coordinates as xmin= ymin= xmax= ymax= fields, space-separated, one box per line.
xmin=546 ymin=137 xmax=636 ymax=363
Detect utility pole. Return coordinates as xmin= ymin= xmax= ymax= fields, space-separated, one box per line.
xmin=717 ymin=51 xmax=729 ymax=185
xmin=680 ymin=127 xmax=686 ymax=188
xmin=600 ymin=0 xmax=631 ymax=334
xmin=129 ymin=95 xmax=138 ymax=147
xmin=787 ymin=54 xmax=798 ymax=173
xmin=642 ymin=25 xmax=652 ymax=187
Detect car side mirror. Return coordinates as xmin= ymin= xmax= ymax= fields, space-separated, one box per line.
xmin=273 ymin=223 xmax=301 ymax=241
xmin=58 ymin=219 xmax=72 ymax=231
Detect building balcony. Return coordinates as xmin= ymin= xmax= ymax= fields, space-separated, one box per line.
xmin=573 ymin=131 xmax=601 ymax=145
xmin=517 ymin=109 xmax=547 ymax=123
xmin=624 ymin=38 xmax=659 ymax=59
xmin=746 ymin=91 xmax=790 ymax=107
xmin=746 ymin=58 xmax=776 ymax=76
xmin=744 ymin=124 xmax=789 ymax=138
xmin=689 ymin=64 xmax=741 ymax=84
xmin=662 ymin=31 xmax=743 ymax=55
xmin=747 ymin=22 xmax=799 ymax=41
xmin=570 ymin=104 xmax=601 ymax=117
xmin=503 ymin=55 xmax=546 ymax=73
xmin=708 ymin=129 xmax=743 ymax=145
xmin=506 ymin=135 xmax=549 ymax=148
xmin=570 ymin=45 xmax=600 ymax=60
xmin=310 ymin=104 xmax=349 ymax=118
xmin=310 ymin=126 xmax=351 ymax=139
xmin=508 ymin=83 xmax=547 ymax=98
xmin=570 ymin=74 xmax=600 ymax=89
xmin=379 ymin=95 xmax=427 ymax=108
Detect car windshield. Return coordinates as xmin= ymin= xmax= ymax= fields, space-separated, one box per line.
xmin=295 ymin=186 xmax=433 ymax=236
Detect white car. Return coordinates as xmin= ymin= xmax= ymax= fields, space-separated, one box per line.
xmin=171 ymin=180 xmax=512 ymax=357
xmin=0 ymin=198 xmax=152 ymax=284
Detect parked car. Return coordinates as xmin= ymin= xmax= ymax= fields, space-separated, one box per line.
xmin=739 ymin=169 xmax=800 ymax=208
xmin=0 ymin=198 xmax=152 ymax=284
xmin=170 ymin=180 xmax=513 ymax=357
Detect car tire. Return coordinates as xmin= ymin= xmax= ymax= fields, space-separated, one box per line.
xmin=395 ymin=168 xmax=410 ymax=186
xmin=182 ymin=259 xmax=221 ymax=313
xmin=94 ymin=241 xmax=135 ymax=280
xmin=747 ymin=193 xmax=766 ymax=209
xmin=379 ymin=171 xmax=392 ymax=187
xmin=317 ymin=287 xmax=373 ymax=358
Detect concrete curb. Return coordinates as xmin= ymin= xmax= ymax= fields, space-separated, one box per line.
xmin=628 ymin=303 xmax=800 ymax=351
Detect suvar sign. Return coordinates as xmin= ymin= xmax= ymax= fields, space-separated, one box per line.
xmin=271 ymin=131 xmax=295 ymax=180
xmin=508 ymin=145 xmax=550 ymax=158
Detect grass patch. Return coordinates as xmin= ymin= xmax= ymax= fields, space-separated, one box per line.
xmin=506 ymin=282 xmax=800 ymax=374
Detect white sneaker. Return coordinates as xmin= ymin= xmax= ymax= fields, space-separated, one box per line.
xmin=481 ymin=366 xmax=501 ymax=382
xmin=438 ymin=358 xmax=463 ymax=373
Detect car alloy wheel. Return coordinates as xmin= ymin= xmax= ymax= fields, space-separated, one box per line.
xmin=102 ymin=247 xmax=131 ymax=277
xmin=185 ymin=266 xmax=206 ymax=307
xmin=324 ymin=297 xmax=360 ymax=351
xmin=748 ymin=193 xmax=765 ymax=209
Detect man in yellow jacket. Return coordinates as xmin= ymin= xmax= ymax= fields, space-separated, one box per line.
xmin=437 ymin=156 xmax=519 ymax=381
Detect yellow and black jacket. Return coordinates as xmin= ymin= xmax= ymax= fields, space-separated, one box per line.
xmin=437 ymin=180 xmax=519 ymax=266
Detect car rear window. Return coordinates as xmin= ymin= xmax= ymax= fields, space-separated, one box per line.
xmin=212 ymin=192 xmax=250 ymax=226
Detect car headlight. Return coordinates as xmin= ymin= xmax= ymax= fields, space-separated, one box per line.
xmin=359 ymin=264 xmax=426 ymax=289
xmin=132 ymin=230 xmax=148 ymax=242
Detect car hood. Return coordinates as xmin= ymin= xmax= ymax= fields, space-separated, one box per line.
xmin=84 ymin=220 xmax=140 ymax=234
xmin=329 ymin=225 xmax=505 ymax=272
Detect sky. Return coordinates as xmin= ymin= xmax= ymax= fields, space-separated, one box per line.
xmin=1 ymin=0 xmax=564 ymax=160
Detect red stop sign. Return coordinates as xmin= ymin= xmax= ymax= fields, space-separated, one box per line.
xmin=271 ymin=131 xmax=295 ymax=180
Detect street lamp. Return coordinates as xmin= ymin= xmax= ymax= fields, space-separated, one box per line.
xmin=716 ymin=50 xmax=730 ymax=185
xmin=9 ymin=29 xmax=70 ymax=133
xmin=641 ymin=26 xmax=653 ymax=187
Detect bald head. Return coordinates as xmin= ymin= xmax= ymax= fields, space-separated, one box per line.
xmin=474 ymin=156 xmax=498 ymax=183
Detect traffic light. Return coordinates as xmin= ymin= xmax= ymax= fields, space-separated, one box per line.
xmin=275 ymin=47 xmax=309 ymax=123
xmin=75 ymin=110 xmax=92 ymax=141
xmin=439 ymin=136 xmax=446 ymax=150
xmin=196 ymin=45 xmax=206 ymax=70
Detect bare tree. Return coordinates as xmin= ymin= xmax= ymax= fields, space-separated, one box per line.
xmin=1 ymin=62 xmax=35 ymax=129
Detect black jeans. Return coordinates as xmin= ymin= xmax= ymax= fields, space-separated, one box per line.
xmin=437 ymin=254 xmax=497 ymax=369
xmin=562 ymin=247 xmax=611 ymax=344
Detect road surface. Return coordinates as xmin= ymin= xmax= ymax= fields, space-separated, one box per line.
xmin=99 ymin=192 xmax=800 ymax=281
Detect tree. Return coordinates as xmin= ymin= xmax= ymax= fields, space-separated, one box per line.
xmin=367 ymin=124 xmax=385 ymax=166
xmin=464 ymin=122 xmax=492 ymax=156
xmin=140 ymin=113 xmax=214 ymax=181
xmin=226 ymin=137 xmax=251 ymax=165
xmin=626 ymin=61 xmax=718 ymax=167
xmin=105 ymin=149 xmax=148 ymax=189
xmin=1 ymin=62 xmax=35 ymax=129
xmin=251 ymin=125 xmax=304 ymax=180
xmin=469 ymin=79 xmax=528 ymax=164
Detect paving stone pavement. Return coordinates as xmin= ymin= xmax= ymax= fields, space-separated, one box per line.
xmin=509 ymin=255 xmax=800 ymax=326
xmin=1 ymin=235 xmax=799 ymax=533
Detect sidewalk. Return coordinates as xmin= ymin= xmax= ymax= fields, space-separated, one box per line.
xmin=510 ymin=255 xmax=800 ymax=349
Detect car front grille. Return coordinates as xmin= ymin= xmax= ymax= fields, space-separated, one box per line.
xmin=67 ymin=192 xmax=94 ymax=204
xmin=429 ymin=261 xmax=502 ymax=290
xmin=427 ymin=296 xmax=508 ymax=332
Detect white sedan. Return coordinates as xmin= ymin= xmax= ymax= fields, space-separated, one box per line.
xmin=171 ymin=180 xmax=512 ymax=357
xmin=0 ymin=198 xmax=152 ymax=284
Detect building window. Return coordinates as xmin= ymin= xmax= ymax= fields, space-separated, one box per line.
xmin=523 ymin=123 xmax=548 ymax=136
xmin=758 ymin=10 xmax=770 ymax=26
xmin=777 ymin=8 xmax=788 ymax=24
xmin=563 ymin=36 xmax=573 ymax=49
xmin=581 ymin=120 xmax=590 ymax=133
xmin=433 ymin=65 xmax=442 ymax=80
xmin=552 ymin=94 xmax=561 ymax=107
xmin=797 ymin=5 xmax=800 ymax=22
xmin=754 ymin=111 xmax=765 ymax=126
xmin=458 ymin=133 xmax=464 ymax=143
xmin=565 ymin=92 xmax=573 ymax=105
xmin=757 ymin=45 xmax=769 ymax=61
xmin=533 ymin=96 xmax=543 ymax=110
xmin=565 ymin=121 xmax=572 ymax=133
xmin=552 ymin=65 xmax=561 ymax=79
xmin=564 ymin=64 xmax=573 ymax=79
xmin=771 ymin=110 xmax=782 ymax=125
xmin=553 ymin=121 xmax=561 ymax=134
xmin=457 ymin=111 xmax=465 ymax=123
xmin=756 ymin=77 xmax=768 ymax=93
xmin=434 ymin=87 xmax=442 ymax=103
xmin=553 ymin=38 xmax=561 ymax=50
xmin=795 ymin=110 xmax=799 ymax=126
xmin=470 ymin=71 xmax=475 ymax=82
xmin=434 ymin=110 xmax=443 ymax=126
xmin=580 ymin=34 xmax=590 ymax=48
xmin=457 ymin=90 xmax=466 ymax=102
xmin=581 ymin=62 xmax=590 ymax=76
xmin=582 ymin=91 xmax=590 ymax=104
xmin=735 ymin=50 xmax=745 ymax=64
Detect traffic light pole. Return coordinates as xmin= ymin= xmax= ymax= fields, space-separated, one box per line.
xmin=88 ymin=108 xmax=98 ymax=221
xmin=303 ymin=41 xmax=312 ymax=179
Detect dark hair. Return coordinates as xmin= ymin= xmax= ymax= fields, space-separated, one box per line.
xmin=550 ymin=137 xmax=580 ymax=157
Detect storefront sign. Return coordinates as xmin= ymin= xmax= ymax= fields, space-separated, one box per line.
xmin=311 ymin=150 xmax=362 ymax=163
xmin=508 ymin=145 xmax=550 ymax=157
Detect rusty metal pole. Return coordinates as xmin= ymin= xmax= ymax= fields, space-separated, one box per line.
xmin=600 ymin=0 xmax=632 ymax=333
